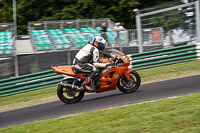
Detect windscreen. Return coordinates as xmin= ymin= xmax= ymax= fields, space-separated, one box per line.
xmin=109 ymin=49 xmax=125 ymax=56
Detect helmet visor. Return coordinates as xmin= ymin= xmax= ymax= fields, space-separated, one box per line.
xmin=98 ymin=42 xmax=105 ymax=51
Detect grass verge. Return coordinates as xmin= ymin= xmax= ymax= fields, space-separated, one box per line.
xmin=137 ymin=60 xmax=200 ymax=84
xmin=1 ymin=93 xmax=200 ymax=133
xmin=0 ymin=60 xmax=200 ymax=112
xmin=0 ymin=86 xmax=57 ymax=112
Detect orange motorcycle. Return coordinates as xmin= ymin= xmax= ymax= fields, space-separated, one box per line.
xmin=52 ymin=49 xmax=141 ymax=104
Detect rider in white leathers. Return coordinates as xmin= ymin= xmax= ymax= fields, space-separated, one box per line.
xmin=73 ymin=36 xmax=112 ymax=91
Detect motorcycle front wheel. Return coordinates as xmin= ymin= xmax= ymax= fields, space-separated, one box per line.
xmin=57 ymin=79 xmax=85 ymax=104
xmin=117 ymin=70 xmax=141 ymax=93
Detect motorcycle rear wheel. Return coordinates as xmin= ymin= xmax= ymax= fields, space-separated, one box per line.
xmin=57 ymin=79 xmax=85 ymax=104
xmin=117 ymin=70 xmax=141 ymax=93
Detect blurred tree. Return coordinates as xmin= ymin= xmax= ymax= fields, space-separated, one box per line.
xmin=0 ymin=0 xmax=179 ymax=34
xmin=138 ymin=0 xmax=176 ymax=8
xmin=141 ymin=0 xmax=195 ymax=35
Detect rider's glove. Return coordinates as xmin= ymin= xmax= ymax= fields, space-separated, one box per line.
xmin=104 ymin=53 xmax=111 ymax=58
xmin=106 ymin=61 xmax=114 ymax=67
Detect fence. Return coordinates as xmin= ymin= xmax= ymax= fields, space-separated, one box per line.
xmin=135 ymin=0 xmax=200 ymax=52
xmin=0 ymin=43 xmax=200 ymax=98
xmin=0 ymin=70 xmax=62 ymax=97
xmin=128 ymin=27 xmax=163 ymax=46
xmin=0 ymin=45 xmax=162 ymax=80
xmin=129 ymin=43 xmax=200 ymax=70
xmin=28 ymin=18 xmax=115 ymax=32
xmin=28 ymin=18 xmax=164 ymax=53
xmin=29 ymin=19 xmax=113 ymax=39
xmin=28 ymin=18 xmax=117 ymax=52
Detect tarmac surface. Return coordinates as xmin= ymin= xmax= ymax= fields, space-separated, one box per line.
xmin=0 ymin=75 xmax=200 ymax=129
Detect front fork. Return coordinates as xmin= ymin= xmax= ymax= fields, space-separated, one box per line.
xmin=124 ymin=69 xmax=134 ymax=80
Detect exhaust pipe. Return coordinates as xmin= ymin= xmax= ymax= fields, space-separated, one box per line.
xmin=59 ymin=82 xmax=81 ymax=90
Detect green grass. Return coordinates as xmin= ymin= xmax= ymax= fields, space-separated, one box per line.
xmin=137 ymin=60 xmax=200 ymax=84
xmin=1 ymin=93 xmax=200 ymax=133
xmin=0 ymin=86 xmax=57 ymax=112
xmin=0 ymin=60 xmax=200 ymax=112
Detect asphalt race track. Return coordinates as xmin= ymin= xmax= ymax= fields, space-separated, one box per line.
xmin=0 ymin=75 xmax=200 ymax=128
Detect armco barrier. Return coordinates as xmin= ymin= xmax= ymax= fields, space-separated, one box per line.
xmin=197 ymin=43 xmax=200 ymax=59
xmin=0 ymin=70 xmax=62 ymax=97
xmin=0 ymin=44 xmax=200 ymax=98
xmin=129 ymin=44 xmax=200 ymax=70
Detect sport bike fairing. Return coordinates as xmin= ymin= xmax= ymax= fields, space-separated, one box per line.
xmin=52 ymin=66 xmax=86 ymax=78
xmin=95 ymin=65 xmax=128 ymax=93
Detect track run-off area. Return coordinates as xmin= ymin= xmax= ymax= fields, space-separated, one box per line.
xmin=0 ymin=74 xmax=200 ymax=128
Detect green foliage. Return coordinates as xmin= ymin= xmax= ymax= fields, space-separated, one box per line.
xmin=0 ymin=0 xmax=179 ymax=34
xmin=139 ymin=0 xmax=195 ymax=36
xmin=0 ymin=0 xmax=148 ymax=34
xmin=147 ymin=10 xmax=184 ymax=31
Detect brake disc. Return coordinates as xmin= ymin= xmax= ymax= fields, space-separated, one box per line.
xmin=66 ymin=89 xmax=77 ymax=97
xmin=122 ymin=77 xmax=135 ymax=88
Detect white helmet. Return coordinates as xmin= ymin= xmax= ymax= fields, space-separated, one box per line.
xmin=92 ymin=36 xmax=106 ymax=51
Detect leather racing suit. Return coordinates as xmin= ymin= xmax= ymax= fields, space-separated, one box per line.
xmin=73 ymin=42 xmax=110 ymax=92
xmin=73 ymin=42 xmax=107 ymax=73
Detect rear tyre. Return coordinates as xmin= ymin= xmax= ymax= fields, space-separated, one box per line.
xmin=57 ymin=79 xmax=85 ymax=104
xmin=117 ymin=70 xmax=141 ymax=93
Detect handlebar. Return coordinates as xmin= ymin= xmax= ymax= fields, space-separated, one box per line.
xmin=100 ymin=54 xmax=123 ymax=67
xmin=110 ymin=56 xmax=118 ymax=67
xmin=110 ymin=55 xmax=125 ymax=67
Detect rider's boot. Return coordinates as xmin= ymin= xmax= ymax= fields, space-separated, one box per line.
xmin=81 ymin=72 xmax=98 ymax=92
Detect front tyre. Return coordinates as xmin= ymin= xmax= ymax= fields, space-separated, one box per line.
xmin=117 ymin=70 xmax=141 ymax=93
xmin=57 ymin=79 xmax=85 ymax=104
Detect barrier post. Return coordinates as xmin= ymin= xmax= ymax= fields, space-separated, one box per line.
xmin=67 ymin=48 xmax=71 ymax=65
xmin=196 ymin=0 xmax=200 ymax=42
xmin=196 ymin=43 xmax=200 ymax=59
xmin=135 ymin=10 xmax=143 ymax=53
xmin=14 ymin=54 xmax=19 ymax=77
